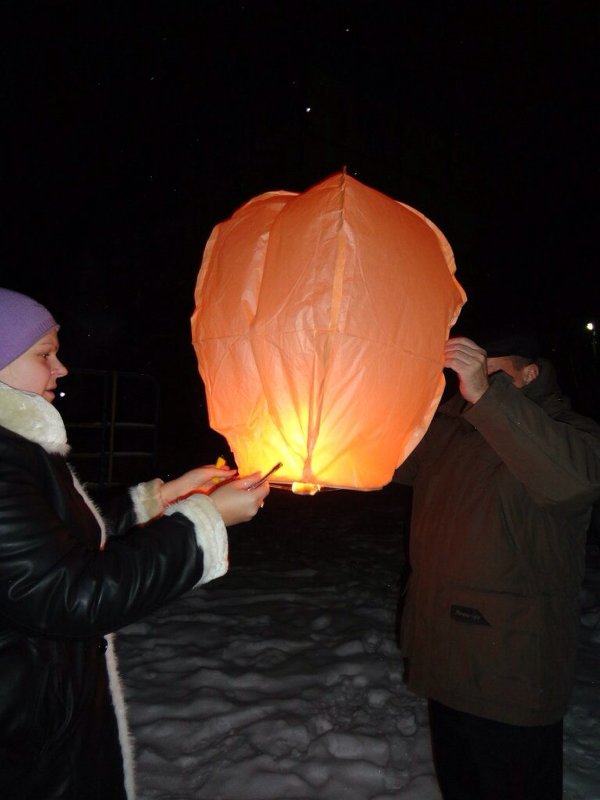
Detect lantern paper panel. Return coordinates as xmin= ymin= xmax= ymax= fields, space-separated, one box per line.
xmin=192 ymin=172 xmax=466 ymax=491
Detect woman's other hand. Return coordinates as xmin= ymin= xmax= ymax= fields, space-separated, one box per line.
xmin=160 ymin=464 xmax=237 ymax=507
xmin=210 ymin=474 xmax=270 ymax=526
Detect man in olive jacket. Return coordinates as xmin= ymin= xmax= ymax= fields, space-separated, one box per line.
xmin=394 ymin=334 xmax=600 ymax=800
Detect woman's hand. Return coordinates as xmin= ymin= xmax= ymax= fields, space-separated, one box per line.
xmin=160 ymin=464 xmax=237 ymax=507
xmin=210 ymin=474 xmax=270 ymax=526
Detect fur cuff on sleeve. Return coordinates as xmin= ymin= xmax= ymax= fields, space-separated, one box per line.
xmin=165 ymin=494 xmax=228 ymax=586
xmin=130 ymin=479 xmax=165 ymax=524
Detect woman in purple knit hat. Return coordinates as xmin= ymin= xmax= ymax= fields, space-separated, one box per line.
xmin=0 ymin=288 xmax=269 ymax=799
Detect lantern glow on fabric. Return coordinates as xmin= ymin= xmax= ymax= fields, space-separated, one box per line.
xmin=192 ymin=173 xmax=466 ymax=492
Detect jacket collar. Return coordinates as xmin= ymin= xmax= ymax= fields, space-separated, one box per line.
xmin=521 ymin=358 xmax=561 ymax=404
xmin=0 ymin=381 xmax=69 ymax=456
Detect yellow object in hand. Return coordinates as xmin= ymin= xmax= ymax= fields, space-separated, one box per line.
xmin=212 ymin=456 xmax=227 ymax=482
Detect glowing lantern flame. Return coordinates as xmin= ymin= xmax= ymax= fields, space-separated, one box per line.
xmin=192 ymin=172 xmax=465 ymax=491
xmin=291 ymin=482 xmax=321 ymax=496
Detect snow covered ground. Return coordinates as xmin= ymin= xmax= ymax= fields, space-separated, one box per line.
xmin=117 ymin=487 xmax=600 ymax=800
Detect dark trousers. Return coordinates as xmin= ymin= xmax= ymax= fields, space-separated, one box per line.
xmin=428 ymin=700 xmax=563 ymax=800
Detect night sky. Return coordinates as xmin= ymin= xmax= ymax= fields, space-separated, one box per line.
xmin=2 ymin=1 xmax=598 ymax=473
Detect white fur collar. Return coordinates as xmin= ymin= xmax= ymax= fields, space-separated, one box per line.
xmin=0 ymin=381 xmax=70 ymax=456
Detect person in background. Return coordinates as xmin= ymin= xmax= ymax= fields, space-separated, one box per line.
xmin=0 ymin=287 xmax=270 ymax=800
xmin=393 ymin=330 xmax=600 ymax=800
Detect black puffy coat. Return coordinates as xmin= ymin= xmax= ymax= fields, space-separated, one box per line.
xmin=0 ymin=383 xmax=228 ymax=798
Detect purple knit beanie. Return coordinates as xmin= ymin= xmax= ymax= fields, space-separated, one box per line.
xmin=0 ymin=288 xmax=59 ymax=370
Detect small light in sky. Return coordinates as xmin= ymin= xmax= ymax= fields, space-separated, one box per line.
xmin=586 ymin=322 xmax=595 ymax=331
xmin=306 ymin=107 xmax=311 ymax=113
xmin=59 ymin=392 xmax=66 ymax=398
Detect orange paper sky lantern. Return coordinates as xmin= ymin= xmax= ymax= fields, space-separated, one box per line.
xmin=191 ymin=172 xmax=466 ymax=492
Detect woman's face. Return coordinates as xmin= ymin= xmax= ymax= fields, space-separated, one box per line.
xmin=0 ymin=329 xmax=68 ymax=402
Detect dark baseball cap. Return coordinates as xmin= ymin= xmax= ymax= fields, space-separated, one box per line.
xmin=483 ymin=325 xmax=540 ymax=361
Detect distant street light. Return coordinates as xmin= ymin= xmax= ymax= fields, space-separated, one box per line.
xmin=586 ymin=321 xmax=597 ymax=360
